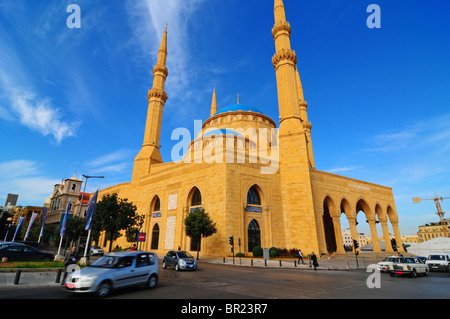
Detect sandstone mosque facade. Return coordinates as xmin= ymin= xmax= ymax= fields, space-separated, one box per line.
xmin=97 ymin=0 xmax=404 ymax=257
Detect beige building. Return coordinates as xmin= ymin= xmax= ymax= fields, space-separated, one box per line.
xmin=97 ymin=0 xmax=404 ymax=257
xmin=418 ymin=219 xmax=450 ymax=242
xmin=46 ymin=175 xmax=90 ymax=225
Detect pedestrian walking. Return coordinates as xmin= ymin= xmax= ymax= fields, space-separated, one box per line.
xmin=62 ymin=246 xmax=79 ymax=284
xmin=298 ymin=249 xmax=305 ymax=264
xmin=310 ymin=252 xmax=319 ymax=270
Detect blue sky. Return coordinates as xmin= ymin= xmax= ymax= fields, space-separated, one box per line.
xmin=0 ymin=0 xmax=449 ymax=236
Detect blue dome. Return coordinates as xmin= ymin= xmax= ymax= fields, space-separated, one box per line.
xmin=214 ymin=104 xmax=264 ymax=116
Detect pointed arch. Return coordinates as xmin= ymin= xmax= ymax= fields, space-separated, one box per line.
xmin=151 ymin=223 xmax=160 ymax=250
xmin=323 ymin=196 xmax=337 ymax=253
xmin=247 ymin=185 xmax=261 ymax=205
xmin=248 ymin=219 xmax=261 ymax=252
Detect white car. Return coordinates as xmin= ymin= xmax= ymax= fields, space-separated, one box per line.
xmin=65 ymin=251 xmax=159 ymax=297
xmin=376 ymin=256 xmax=397 ymax=272
xmin=90 ymin=245 xmax=104 ymax=256
xmin=387 ymin=257 xmax=429 ymax=278
xmin=425 ymin=253 xmax=450 ymax=272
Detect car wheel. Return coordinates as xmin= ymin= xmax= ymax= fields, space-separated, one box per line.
xmin=96 ymin=281 xmax=112 ymax=298
xmin=411 ymin=269 xmax=417 ymax=278
xmin=424 ymin=269 xmax=429 ymax=276
xmin=146 ymin=275 xmax=158 ymax=289
xmin=175 ymin=263 xmax=180 ymax=271
xmin=162 ymin=260 xmax=167 ymax=269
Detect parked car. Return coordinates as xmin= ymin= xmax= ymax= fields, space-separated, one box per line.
xmin=64 ymin=251 xmax=158 ymax=297
xmin=90 ymin=246 xmax=104 ymax=256
xmin=0 ymin=244 xmax=53 ymax=261
xmin=163 ymin=250 xmax=197 ymax=271
xmin=425 ymin=253 xmax=450 ymax=272
xmin=376 ymin=256 xmax=397 ymax=272
xmin=15 ymin=241 xmax=43 ymax=251
xmin=387 ymin=257 xmax=429 ymax=277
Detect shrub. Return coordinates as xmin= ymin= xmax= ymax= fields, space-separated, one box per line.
xmin=269 ymin=247 xmax=278 ymax=258
xmin=235 ymin=252 xmax=245 ymax=257
xmin=252 ymin=246 xmax=263 ymax=257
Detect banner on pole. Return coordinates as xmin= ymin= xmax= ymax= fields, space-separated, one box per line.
xmin=12 ymin=217 xmax=24 ymax=241
xmin=85 ymin=189 xmax=99 ymax=230
xmin=60 ymin=200 xmax=72 ymax=237
xmin=24 ymin=212 xmax=38 ymax=240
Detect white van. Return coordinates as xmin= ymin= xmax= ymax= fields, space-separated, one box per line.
xmin=425 ymin=252 xmax=450 ymax=272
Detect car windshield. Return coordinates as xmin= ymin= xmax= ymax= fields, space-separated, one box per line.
xmin=428 ymin=255 xmax=445 ymax=260
xmin=177 ymin=251 xmax=194 ymax=259
xmin=90 ymin=255 xmax=134 ymax=268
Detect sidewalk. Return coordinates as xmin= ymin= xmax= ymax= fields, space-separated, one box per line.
xmin=0 ymin=269 xmax=63 ymax=288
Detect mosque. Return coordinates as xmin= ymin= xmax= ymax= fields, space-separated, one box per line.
xmin=97 ymin=0 xmax=404 ymax=257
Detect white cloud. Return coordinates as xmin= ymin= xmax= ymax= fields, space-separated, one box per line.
xmin=86 ymin=149 xmax=135 ymax=174
xmin=0 ymin=160 xmax=59 ymax=205
xmin=326 ymin=166 xmax=358 ymax=174
xmin=125 ymin=0 xmax=206 ymax=99
xmin=8 ymin=88 xmax=80 ymax=144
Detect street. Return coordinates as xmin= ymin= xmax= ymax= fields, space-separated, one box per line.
xmin=1 ymin=261 xmax=449 ymax=300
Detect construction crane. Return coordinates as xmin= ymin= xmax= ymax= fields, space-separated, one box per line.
xmin=413 ymin=194 xmax=450 ymax=238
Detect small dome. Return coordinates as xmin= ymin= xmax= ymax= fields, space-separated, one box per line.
xmin=214 ymin=104 xmax=264 ymax=116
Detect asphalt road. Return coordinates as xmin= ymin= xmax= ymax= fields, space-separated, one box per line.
xmin=1 ymin=261 xmax=449 ymax=301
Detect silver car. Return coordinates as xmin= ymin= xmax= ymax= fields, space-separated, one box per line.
xmin=162 ymin=250 xmax=197 ymax=271
xmin=65 ymin=251 xmax=158 ymax=297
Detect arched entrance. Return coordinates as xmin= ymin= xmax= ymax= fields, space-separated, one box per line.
xmin=247 ymin=219 xmax=261 ymax=252
xmin=323 ymin=196 xmax=337 ymax=253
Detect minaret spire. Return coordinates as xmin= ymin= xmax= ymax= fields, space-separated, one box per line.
xmin=132 ymin=26 xmax=169 ymax=181
xmin=210 ymin=85 xmax=217 ymax=117
xmin=272 ymin=0 xmax=319 ymax=252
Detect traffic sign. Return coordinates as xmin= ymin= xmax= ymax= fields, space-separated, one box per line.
xmin=137 ymin=233 xmax=146 ymax=242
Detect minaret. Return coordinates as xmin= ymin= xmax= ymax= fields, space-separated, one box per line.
xmin=132 ymin=26 xmax=168 ymax=181
xmin=210 ymin=85 xmax=217 ymax=117
xmin=295 ymin=68 xmax=315 ymax=168
xmin=272 ymin=0 xmax=319 ymax=252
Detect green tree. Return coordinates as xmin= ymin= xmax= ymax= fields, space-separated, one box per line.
xmin=184 ymin=208 xmax=217 ymax=260
xmin=93 ymin=193 xmax=140 ymax=252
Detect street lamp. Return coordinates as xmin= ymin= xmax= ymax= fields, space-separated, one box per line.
xmin=78 ymin=175 xmax=104 ymax=217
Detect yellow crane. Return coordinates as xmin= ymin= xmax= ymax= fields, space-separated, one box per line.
xmin=413 ymin=194 xmax=450 ymax=238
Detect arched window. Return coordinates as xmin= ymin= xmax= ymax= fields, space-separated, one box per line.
xmin=247 ymin=186 xmax=261 ymax=205
xmin=191 ymin=188 xmax=202 ymax=206
xmin=151 ymin=224 xmax=160 ymax=250
xmin=248 ymin=219 xmax=261 ymax=252
xmin=153 ymin=197 xmax=160 ymax=212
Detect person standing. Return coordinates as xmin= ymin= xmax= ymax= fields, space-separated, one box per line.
xmin=62 ymin=246 xmax=79 ymax=284
xmin=310 ymin=252 xmax=319 ymax=270
xmin=298 ymin=249 xmax=305 ymax=264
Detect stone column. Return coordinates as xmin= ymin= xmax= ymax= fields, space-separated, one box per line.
xmin=391 ymin=220 xmax=405 ymax=252
xmin=331 ymin=215 xmax=345 ymax=254
xmin=348 ymin=215 xmax=360 ymax=253
xmin=367 ymin=216 xmax=381 ymax=253
xmin=379 ymin=217 xmax=394 ymax=252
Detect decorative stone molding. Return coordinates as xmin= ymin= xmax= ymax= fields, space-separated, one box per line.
xmin=148 ymin=88 xmax=168 ymax=103
xmin=153 ymin=64 xmax=169 ymax=78
xmin=272 ymin=21 xmax=291 ymax=39
xmin=272 ymin=49 xmax=297 ymax=68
